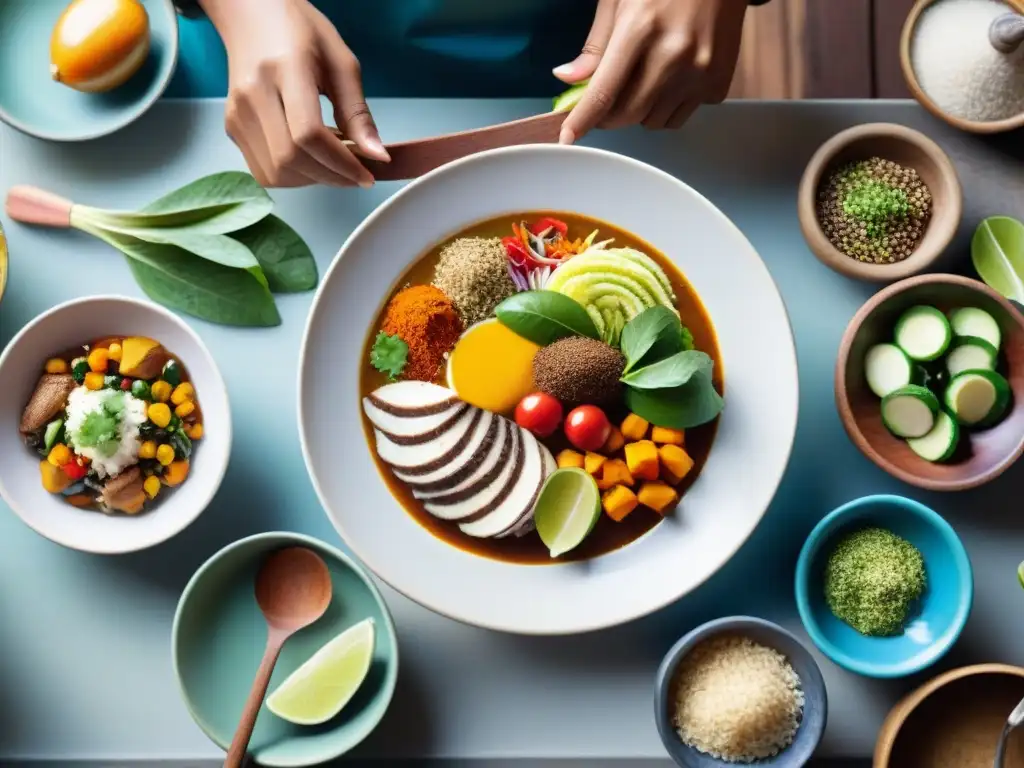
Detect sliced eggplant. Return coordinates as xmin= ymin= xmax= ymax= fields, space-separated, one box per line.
xmin=945 ymin=336 xmax=998 ymax=378
xmin=944 ymin=369 xmax=1011 ymax=427
xmin=865 ymin=343 xmax=916 ymax=398
xmin=907 ymin=410 xmax=960 ymax=463
xmin=894 ymin=305 xmax=951 ymax=362
xmin=948 ymin=307 xmax=1001 ymax=350
xmin=881 ymin=385 xmax=940 ymax=438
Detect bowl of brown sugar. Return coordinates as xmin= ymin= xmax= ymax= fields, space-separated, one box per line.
xmin=797 ymin=123 xmax=962 ymax=283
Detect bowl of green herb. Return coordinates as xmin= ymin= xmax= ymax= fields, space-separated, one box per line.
xmin=797 ymin=123 xmax=961 ymax=283
xmin=795 ymin=494 xmax=973 ymax=678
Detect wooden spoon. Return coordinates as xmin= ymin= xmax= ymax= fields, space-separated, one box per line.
xmin=224 ymin=547 xmax=333 ymax=768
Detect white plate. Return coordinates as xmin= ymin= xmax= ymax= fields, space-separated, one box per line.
xmin=298 ymin=145 xmax=798 ymax=635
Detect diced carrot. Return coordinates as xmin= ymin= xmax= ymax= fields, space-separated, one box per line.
xmin=624 ymin=440 xmax=659 ymax=481
xmin=598 ymin=458 xmax=634 ymax=490
xmin=584 ymin=452 xmax=607 ymax=475
xmin=651 ymin=426 xmax=685 ymax=446
xmin=658 ymin=444 xmax=695 ymax=485
xmin=638 ymin=481 xmax=679 ymax=514
xmin=602 ymin=485 xmax=639 ymax=522
xmin=620 ymin=413 xmax=649 ymax=442
xmin=602 ymin=426 xmax=626 ymax=454
xmin=556 ymin=449 xmax=585 ymax=470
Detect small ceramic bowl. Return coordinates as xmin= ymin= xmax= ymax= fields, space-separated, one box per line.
xmin=797 ymin=123 xmax=962 ymax=283
xmin=795 ymin=495 xmax=973 ymax=679
xmin=874 ymin=663 xmax=1024 ymax=766
xmin=901 ymin=0 xmax=1024 ymax=135
xmin=173 ymin=532 xmax=399 ymax=767
xmin=0 ymin=0 xmax=178 ymax=141
xmin=654 ymin=616 xmax=828 ymax=768
xmin=836 ymin=273 xmax=1024 ymax=491
xmin=0 ymin=295 xmax=230 ymax=553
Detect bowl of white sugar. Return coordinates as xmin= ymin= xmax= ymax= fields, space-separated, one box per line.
xmin=654 ymin=616 xmax=827 ymax=768
xmin=902 ymin=0 xmax=1024 ymax=133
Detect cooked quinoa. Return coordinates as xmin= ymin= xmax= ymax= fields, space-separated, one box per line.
xmin=672 ymin=634 xmax=804 ymax=763
xmin=432 ymin=237 xmax=517 ymax=327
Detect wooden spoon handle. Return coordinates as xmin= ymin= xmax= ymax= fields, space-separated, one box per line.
xmin=224 ymin=632 xmax=287 ymax=768
xmin=5 ymin=185 xmax=74 ymax=228
xmin=990 ymin=12 xmax=1024 ymax=54
xmin=335 ymin=110 xmax=569 ymax=182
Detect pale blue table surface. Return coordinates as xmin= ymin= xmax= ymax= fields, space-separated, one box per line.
xmin=1 ymin=99 xmax=1023 ymax=764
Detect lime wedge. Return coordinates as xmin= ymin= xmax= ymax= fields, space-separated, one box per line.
xmin=266 ymin=617 xmax=375 ymax=725
xmin=533 ymin=468 xmax=601 ymax=558
xmin=1018 ymin=561 xmax=1024 ymax=590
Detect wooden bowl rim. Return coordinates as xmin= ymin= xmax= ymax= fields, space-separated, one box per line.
xmin=900 ymin=0 xmax=1024 ymax=134
xmin=874 ymin=662 xmax=1024 ymax=766
xmin=796 ymin=122 xmax=963 ymax=284
xmin=835 ymin=273 xmax=1024 ymax=491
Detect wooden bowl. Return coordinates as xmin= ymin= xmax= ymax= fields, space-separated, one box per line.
xmin=901 ymin=0 xmax=1024 ymax=135
xmin=797 ymin=123 xmax=962 ymax=283
xmin=836 ymin=273 xmax=1024 ymax=491
xmin=874 ymin=663 xmax=1024 ymax=767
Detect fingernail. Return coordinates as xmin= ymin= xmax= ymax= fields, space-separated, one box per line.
xmin=552 ymin=64 xmax=574 ymax=77
xmin=559 ymin=126 xmax=575 ymax=145
xmin=359 ymin=178 xmax=374 ymax=189
xmin=366 ymin=136 xmax=391 ymax=162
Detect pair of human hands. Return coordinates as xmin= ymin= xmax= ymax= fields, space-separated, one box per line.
xmin=207 ymin=0 xmax=749 ymax=188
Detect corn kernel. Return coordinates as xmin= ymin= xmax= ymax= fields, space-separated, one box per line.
xmin=186 ymin=423 xmax=203 ymax=440
xmin=148 ymin=402 xmax=171 ymax=428
xmin=139 ymin=441 xmax=157 ymax=460
xmin=87 ymin=348 xmax=109 ymax=373
xmin=84 ymin=372 xmax=105 ymax=391
xmin=150 ymin=380 xmax=172 ymax=403
xmin=44 ymin=358 xmax=68 ymax=374
xmin=156 ymin=444 xmax=175 ymax=466
xmin=47 ymin=443 xmax=71 ymax=467
xmin=174 ymin=401 xmax=195 ymax=418
xmin=143 ymin=475 xmax=161 ymax=499
xmin=170 ymin=382 xmax=195 ymax=405
xmin=106 ymin=342 xmax=122 ymax=363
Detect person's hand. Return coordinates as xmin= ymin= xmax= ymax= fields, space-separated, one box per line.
xmin=201 ymin=0 xmax=389 ymax=187
xmin=553 ymin=0 xmax=749 ymax=143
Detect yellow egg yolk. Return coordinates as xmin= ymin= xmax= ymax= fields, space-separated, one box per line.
xmin=447 ymin=318 xmax=539 ymax=414
xmin=50 ymin=0 xmax=150 ymax=92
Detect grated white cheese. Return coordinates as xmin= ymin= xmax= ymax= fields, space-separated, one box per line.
xmin=65 ymin=387 xmax=148 ymax=479
xmin=911 ymin=0 xmax=1024 ymax=123
xmin=672 ymin=634 xmax=804 ymax=763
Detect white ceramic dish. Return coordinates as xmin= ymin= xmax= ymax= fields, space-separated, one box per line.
xmin=298 ymin=145 xmax=799 ymax=635
xmin=0 ymin=296 xmax=231 ymax=553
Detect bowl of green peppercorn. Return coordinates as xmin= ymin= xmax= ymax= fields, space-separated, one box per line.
xmin=795 ymin=494 xmax=973 ymax=678
xmin=797 ymin=123 xmax=961 ymax=283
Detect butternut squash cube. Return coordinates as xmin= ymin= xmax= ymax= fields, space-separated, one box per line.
xmin=39 ymin=460 xmax=73 ymax=494
xmin=584 ymin=452 xmax=607 ymax=476
xmin=556 ymin=449 xmax=585 ymax=470
xmin=602 ymin=426 xmax=626 ymax=454
xmin=651 ymin=426 xmax=685 ymax=446
xmin=598 ymin=458 xmax=634 ymax=490
xmin=163 ymin=460 xmax=190 ymax=487
xmin=119 ymin=337 xmax=168 ymax=379
xmin=602 ymin=485 xmax=639 ymax=522
xmin=658 ymin=444 xmax=695 ymax=485
xmin=620 ymin=413 xmax=649 ymax=441
xmin=624 ymin=440 xmax=659 ymax=481
xmin=638 ymin=481 xmax=679 ymax=514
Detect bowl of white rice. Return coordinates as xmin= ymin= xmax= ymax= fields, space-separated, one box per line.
xmin=654 ymin=616 xmax=827 ymax=768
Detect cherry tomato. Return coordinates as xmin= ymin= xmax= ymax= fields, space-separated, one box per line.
xmin=515 ymin=393 xmax=563 ymax=438
xmin=61 ymin=459 xmax=88 ymax=481
xmin=564 ymin=405 xmax=611 ymax=452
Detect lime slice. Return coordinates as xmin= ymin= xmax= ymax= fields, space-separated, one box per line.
xmin=1018 ymin=561 xmax=1024 ymax=590
xmin=266 ymin=617 xmax=375 ymax=725
xmin=533 ymin=468 xmax=601 ymax=558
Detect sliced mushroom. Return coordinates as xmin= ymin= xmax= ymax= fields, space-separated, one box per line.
xmin=19 ymin=374 xmax=76 ymax=434
xmin=101 ymin=467 xmax=146 ymax=514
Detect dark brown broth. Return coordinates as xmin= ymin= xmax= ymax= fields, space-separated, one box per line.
xmin=360 ymin=212 xmax=722 ymax=564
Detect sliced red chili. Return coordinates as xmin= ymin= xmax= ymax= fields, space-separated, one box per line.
xmin=502 ymin=236 xmax=530 ymax=265
xmin=62 ymin=459 xmax=88 ymax=481
xmin=530 ymin=217 xmax=568 ymax=237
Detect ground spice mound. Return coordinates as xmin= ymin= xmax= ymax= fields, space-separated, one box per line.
xmin=532 ymin=337 xmax=625 ymax=407
xmin=817 ymin=157 xmax=932 ymax=264
xmin=381 ymin=285 xmax=463 ymax=382
xmin=672 ymin=634 xmax=804 ymax=763
xmin=433 ymin=237 xmax=517 ymax=327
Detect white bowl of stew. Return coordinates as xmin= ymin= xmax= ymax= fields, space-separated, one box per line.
xmin=0 ymin=295 xmax=230 ymax=553
xmin=299 ymin=145 xmax=798 ymax=634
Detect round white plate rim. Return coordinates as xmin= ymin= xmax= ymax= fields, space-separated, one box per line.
xmin=298 ymin=143 xmax=799 ymax=634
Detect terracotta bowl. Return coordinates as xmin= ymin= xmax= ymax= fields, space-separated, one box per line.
xmin=901 ymin=0 xmax=1024 ymax=135
xmin=797 ymin=123 xmax=962 ymax=283
xmin=874 ymin=663 xmax=1024 ymax=767
xmin=836 ymin=273 xmax=1024 ymax=491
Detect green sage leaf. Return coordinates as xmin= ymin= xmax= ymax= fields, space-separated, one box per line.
xmin=230 ymin=215 xmax=318 ymax=293
xmin=494 ymin=290 xmax=599 ymax=346
xmin=619 ymin=306 xmax=683 ymax=373
xmin=624 ymin=369 xmax=723 ymax=429
xmin=972 ymin=216 xmax=1024 ymax=304
xmin=621 ymin=349 xmax=714 ymax=390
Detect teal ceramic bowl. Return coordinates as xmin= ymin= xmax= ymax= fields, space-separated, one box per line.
xmin=795 ymin=495 xmax=973 ymax=679
xmin=172 ymin=532 xmax=399 ymax=767
xmin=0 ymin=0 xmax=178 ymax=141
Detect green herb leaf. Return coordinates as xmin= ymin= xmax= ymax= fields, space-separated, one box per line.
xmin=230 ymin=215 xmax=318 ymax=293
xmin=494 ymin=290 xmax=599 ymax=346
xmin=619 ymin=306 xmax=683 ymax=373
xmin=74 ymin=408 xmax=120 ymax=456
xmin=371 ymin=332 xmax=409 ymax=381
xmin=95 ymin=228 xmax=264 ymax=273
xmin=623 ymin=368 xmax=723 ymax=429
xmin=972 ymin=216 xmax=1024 ymax=304
xmin=620 ymin=349 xmax=714 ymax=390
xmin=681 ymin=326 xmax=695 ymax=351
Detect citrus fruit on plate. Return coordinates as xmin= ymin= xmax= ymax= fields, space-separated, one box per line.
xmin=534 ymin=468 xmax=601 ymax=558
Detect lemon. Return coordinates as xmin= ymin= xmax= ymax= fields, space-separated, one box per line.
xmin=51 ymin=0 xmax=150 ymax=93
xmin=267 ymin=618 xmax=376 ymax=726
xmin=533 ymin=468 xmax=601 ymax=558
xmin=446 ymin=318 xmax=539 ymax=414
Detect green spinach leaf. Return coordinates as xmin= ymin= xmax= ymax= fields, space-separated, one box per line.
xmin=495 ymin=290 xmax=599 ymax=346
xmin=620 ymin=306 xmax=683 ymax=372
xmin=621 ymin=350 xmax=714 ymax=390
xmin=230 ymin=215 xmax=318 ymax=292
xmin=624 ymin=369 xmax=723 ymax=429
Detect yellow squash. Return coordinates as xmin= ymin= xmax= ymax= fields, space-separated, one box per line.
xmin=50 ymin=0 xmax=150 ymax=93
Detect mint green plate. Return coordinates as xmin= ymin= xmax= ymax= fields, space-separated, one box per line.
xmin=0 ymin=0 xmax=178 ymax=141
xmin=172 ymin=532 xmax=399 ymax=767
